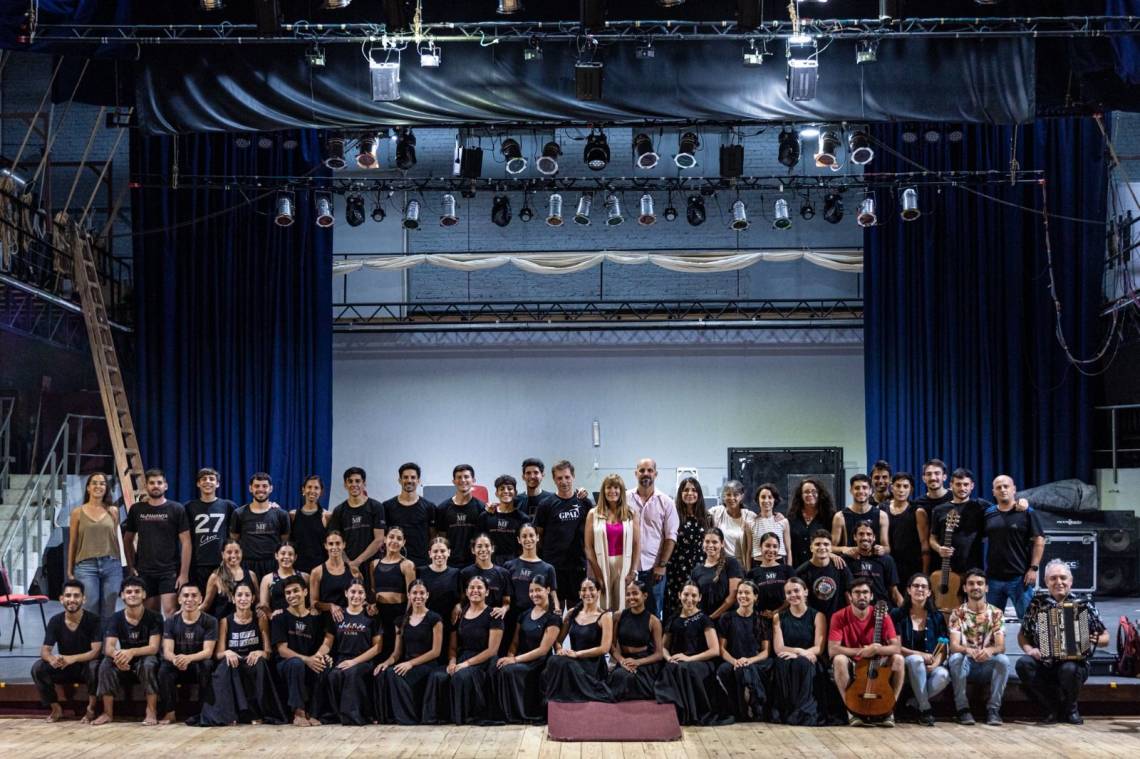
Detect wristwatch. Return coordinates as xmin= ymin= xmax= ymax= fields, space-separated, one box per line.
xmin=1029 ymin=564 xmax=1039 ymax=571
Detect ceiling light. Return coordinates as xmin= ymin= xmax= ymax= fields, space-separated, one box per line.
xmin=315 ymin=192 xmax=335 ymax=228
xmin=200 ymin=0 xmax=225 ymax=9
xmin=440 ymin=194 xmax=459 ymax=226
xmin=345 ymin=194 xmax=366 ymax=227
xmin=901 ymin=128 xmax=919 ymax=144
xmin=395 ymin=128 xmax=416 ymax=170
xmin=575 ymin=61 xmax=604 ymax=101
xmin=848 ymin=131 xmax=874 ymax=165
xmin=497 ymin=0 xmax=523 ymax=14
xmin=274 ymin=192 xmax=294 ymax=227
xmin=731 ymin=199 xmax=750 ymax=231
xmin=823 ymin=192 xmax=844 ymax=224
xmin=634 ymin=133 xmax=659 ymax=170
xmin=491 ymin=195 xmax=512 ymax=227
xmin=257 ymin=135 xmax=273 ymax=149
xmin=900 ymin=187 xmax=920 ymax=221
xmin=773 ymin=199 xmax=792 ymax=230
xmin=674 ymin=131 xmax=700 ymax=169
xmin=800 ymin=198 xmax=816 ymax=220
xmin=234 ymin=134 xmax=252 ymax=149
xmin=536 ymin=141 xmax=562 ymax=175
xmin=419 ymin=43 xmax=441 ymax=68
xmin=946 ymin=127 xmax=964 ymax=143
xmin=322 ymin=0 xmax=352 ymax=8
xmin=857 ymin=196 xmax=877 ymax=227
xmin=371 ymin=202 xmax=386 ymax=222
xmin=778 ymin=129 xmax=801 ymax=169
xmin=369 ymin=60 xmax=400 ymax=102
xmin=856 ymin=39 xmax=878 ymax=64
xmin=605 ymin=194 xmax=624 ymax=226
xmin=686 ymin=195 xmax=706 ymax=226
xmin=664 ymin=204 xmax=678 ymax=222
xmin=786 ymin=35 xmax=819 ymax=102
xmin=574 ymin=194 xmax=593 ymax=225
xmin=357 ymin=135 xmax=380 ymax=168
xmin=403 ymin=199 xmax=421 ymax=229
xmin=584 ymin=131 xmax=610 ymax=171
xmin=501 ymin=138 xmax=527 ymax=175
xmin=638 ymin=193 xmax=656 ymax=226
xmin=323 ymin=137 xmax=346 ymax=170
xmin=546 ymin=193 xmax=564 ymax=227
xmin=519 ymin=195 xmax=534 ymax=222
xmin=814 ymin=130 xmax=840 ymax=168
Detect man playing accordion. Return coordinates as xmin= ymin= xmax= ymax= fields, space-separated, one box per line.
xmin=1016 ymin=559 xmax=1108 ymax=725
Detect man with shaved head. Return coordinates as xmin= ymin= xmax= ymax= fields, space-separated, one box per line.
xmin=982 ymin=475 xmax=1044 ymax=619
xmin=627 ymin=458 xmax=677 ymax=617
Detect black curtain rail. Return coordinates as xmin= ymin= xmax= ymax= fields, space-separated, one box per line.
xmin=31 ymin=16 xmax=1140 ymax=46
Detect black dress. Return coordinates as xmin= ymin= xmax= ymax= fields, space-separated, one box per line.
xmin=665 ymin=516 xmax=707 ymax=620
xmin=748 ymin=563 xmax=795 ymax=616
xmin=291 ymin=507 xmax=328 ymax=574
xmin=543 ymin=612 xmax=614 ymax=703
xmin=317 ymin=562 xmax=354 ymax=612
xmin=771 ymin=606 xmax=822 ymax=725
xmin=690 ymin=557 xmax=744 ymax=618
xmin=654 ymin=611 xmax=731 ymax=726
xmin=373 ymin=559 xmax=409 ymax=662
xmin=423 ymin=606 xmax=503 ymax=725
xmin=199 ymin=614 xmax=285 ymax=725
xmin=417 ymin=565 xmax=461 ymax=664
xmin=608 ymin=607 xmax=664 ymax=701
xmin=493 ymin=608 xmax=561 ymax=723
xmin=315 ymin=611 xmax=379 ymax=725
xmin=885 ymin=502 xmax=923 ymax=586
xmin=715 ymin=611 xmax=769 ymax=721
xmin=375 ymin=610 xmax=444 ymax=725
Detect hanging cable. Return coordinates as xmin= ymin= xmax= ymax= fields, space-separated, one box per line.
xmin=9 ymin=56 xmax=64 ymax=173
xmin=29 ymin=57 xmax=92 ymax=189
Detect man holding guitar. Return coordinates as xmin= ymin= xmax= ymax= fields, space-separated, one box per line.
xmin=828 ymin=578 xmax=904 ymax=727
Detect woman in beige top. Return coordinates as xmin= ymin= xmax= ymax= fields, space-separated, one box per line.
xmin=67 ymin=473 xmax=123 ymax=618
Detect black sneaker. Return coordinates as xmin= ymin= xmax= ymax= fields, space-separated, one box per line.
xmin=986 ymin=710 xmax=1003 ymax=726
xmin=919 ymin=710 xmax=936 ymax=726
xmin=1065 ymin=709 xmax=1083 ymax=725
xmin=956 ymin=709 xmax=976 ymax=725
xmin=1038 ymin=712 xmax=1057 ymax=725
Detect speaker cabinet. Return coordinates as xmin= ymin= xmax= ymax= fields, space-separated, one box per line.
xmin=728 ymin=447 xmax=845 ymax=513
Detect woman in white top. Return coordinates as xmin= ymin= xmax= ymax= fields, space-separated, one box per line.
xmin=708 ymin=480 xmax=756 ymax=570
xmin=750 ymin=483 xmax=793 ymax=567
xmin=584 ymin=473 xmax=640 ymax=612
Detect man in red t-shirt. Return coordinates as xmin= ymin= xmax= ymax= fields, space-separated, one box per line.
xmin=828 ymin=577 xmax=905 ymax=726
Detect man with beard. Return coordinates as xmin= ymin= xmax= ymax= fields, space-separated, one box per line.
xmin=847 ymin=523 xmax=903 ymax=608
xmin=382 ymin=463 xmax=435 ymax=567
xmin=516 ymin=458 xmax=553 ymax=518
xmin=930 ymin=469 xmax=1031 ymax=579
xmin=434 ymin=464 xmax=486 ymax=568
xmin=32 ymin=579 xmax=102 ymax=722
xmin=271 ymin=575 xmax=326 ymax=726
xmin=626 ymin=457 xmax=677 ymax=617
xmin=158 ymin=583 xmax=218 ymax=724
xmin=947 ymin=569 xmax=1010 ymax=726
xmin=184 ymin=468 xmax=238 ymax=594
xmin=869 ymin=460 xmax=892 ymax=506
xmin=828 ymin=578 xmax=905 ymax=727
xmin=95 ymin=577 xmax=163 ymax=725
xmin=123 ymin=469 xmax=191 ymax=617
xmin=832 ymin=474 xmax=890 ymax=555
xmin=231 ymin=473 xmax=291 ymax=579
xmin=983 ymin=475 xmax=1044 ymax=620
xmin=329 ymin=467 xmax=388 ymax=576
xmin=534 ymin=460 xmax=592 ymax=606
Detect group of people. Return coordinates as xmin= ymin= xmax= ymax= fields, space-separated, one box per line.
xmin=34 ymin=457 xmax=1106 ymax=728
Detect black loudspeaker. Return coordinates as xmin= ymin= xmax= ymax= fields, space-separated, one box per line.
xmin=254 ymin=0 xmax=281 ymax=36
xmin=574 ymin=63 xmax=603 ymax=101
xmin=459 ymin=147 xmax=484 ymax=179
xmin=1036 ymin=509 xmax=1140 ymax=596
xmin=728 ymin=447 xmax=845 ymax=513
xmin=719 ymin=145 xmax=744 ymax=178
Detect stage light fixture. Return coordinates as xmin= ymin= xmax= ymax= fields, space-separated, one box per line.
xmin=315 ymin=192 xmax=335 ymax=228
xmin=345 ymin=194 xmax=366 ymax=227
xmin=686 ymin=195 xmax=706 ymax=226
xmin=371 ymin=203 xmax=387 ymax=222
xmin=439 ymin=194 xmax=459 ymax=227
xmin=664 ymin=193 xmax=678 ymax=222
xmin=257 ymin=135 xmax=274 ymax=149
xmin=924 ymin=129 xmax=942 ymax=143
xmin=946 ymin=127 xmax=964 ymax=143
xmin=899 ymin=187 xmax=920 ymax=221
xmin=786 ymin=35 xmax=819 ymax=102
xmin=274 ymin=192 xmax=295 ymax=227
xmin=773 ymin=199 xmax=792 ymax=230
xmin=857 ymin=196 xmax=878 ymax=227
xmin=234 ymin=134 xmax=252 ymax=149
xmin=501 ymin=139 xmax=527 ymax=174
xmin=458 ymin=146 xmax=484 ymax=179
xmin=306 ymin=45 xmax=325 ymax=66
xmin=584 ymin=131 xmax=610 ymax=171
xmin=799 ymin=126 xmax=820 ymax=139
xmin=519 ymin=194 xmax=534 ymax=222
xmin=536 ymin=141 xmax=562 ymax=175
xmin=322 ymin=0 xmax=352 ymax=9
xmin=814 ymin=130 xmax=840 ymax=168
xmin=200 ymin=0 xmax=225 ymax=11
xmin=720 ymin=144 xmax=744 ymax=178
xmin=737 ymin=0 xmax=760 ymax=31
xmin=605 ymin=194 xmax=624 ymax=226
xmin=730 ymin=199 xmax=750 ymax=231
xmin=800 ymin=198 xmax=816 ymax=220
xmin=357 ymin=135 xmax=380 ymax=168
xmin=370 ymin=60 xmax=400 ymax=102
xmin=574 ymin=194 xmax=593 ymax=225
xmin=743 ymin=40 xmax=766 ymax=66
xmin=323 ymin=137 xmax=346 ymax=169
xmin=491 ymin=195 xmax=512 ymax=227
xmin=633 ymin=133 xmax=659 ymax=170
xmin=638 ymin=193 xmax=656 ymax=226
xmin=580 ymin=0 xmax=605 ymax=32
xmin=281 ymin=135 xmax=299 ymax=150
xmin=777 ymin=129 xmax=800 ymax=169
xmin=674 ymin=132 xmax=700 ymax=169
xmin=901 ymin=128 xmax=919 ymax=144
xmin=658 ymin=0 xmax=685 ymax=6
xmin=403 ymin=199 xmax=421 ymax=229
xmin=419 ymin=43 xmax=441 ymax=68
xmin=395 ymin=128 xmax=417 ymax=170
xmin=823 ymin=192 xmax=844 ymax=224
xmin=575 ymin=61 xmax=603 ymax=101
xmin=498 ymin=0 xmax=523 ymax=14
xmin=856 ymin=39 xmax=878 ymax=64
xmin=848 ymin=131 xmax=874 ymax=165
xmin=524 ymin=41 xmax=543 ymax=61
xmin=546 ymin=193 xmax=565 ymax=227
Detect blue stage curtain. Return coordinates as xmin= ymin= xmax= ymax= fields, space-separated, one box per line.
xmin=131 ymin=131 xmax=332 ymax=505
xmin=864 ymin=118 xmax=1108 ymax=491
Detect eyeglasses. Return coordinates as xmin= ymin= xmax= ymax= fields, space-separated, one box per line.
xmin=909 ymin=584 xmax=930 ymax=591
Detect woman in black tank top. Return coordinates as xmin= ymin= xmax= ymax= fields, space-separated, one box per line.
xmin=543 ymin=578 xmax=615 ymax=703
xmin=310 ymin=531 xmax=361 ymax=623
xmin=771 ymin=576 xmax=825 ymax=725
xmin=204 ymin=539 xmax=258 ymax=621
xmin=258 ymin=541 xmax=307 ymax=620
xmin=608 ymin=578 xmax=665 ymax=701
xmin=292 ymin=477 xmax=329 ymax=574
xmin=374 ymin=580 xmax=444 ymax=725
xmin=491 ymin=574 xmax=562 ymax=723
xmin=371 ymin=527 xmax=416 ymax=662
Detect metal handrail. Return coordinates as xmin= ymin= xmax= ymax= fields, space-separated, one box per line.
xmin=0 ymin=396 xmax=13 ymax=493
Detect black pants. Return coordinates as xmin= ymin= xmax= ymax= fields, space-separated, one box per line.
xmin=97 ymin=655 xmax=160 ymax=700
xmin=1015 ymin=657 xmax=1089 ymax=716
xmin=555 ymin=564 xmax=585 ymax=607
xmin=277 ymin=656 xmax=319 ymax=715
xmin=31 ymin=659 xmax=99 ymax=706
xmin=158 ymin=659 xmax=214 ymax=715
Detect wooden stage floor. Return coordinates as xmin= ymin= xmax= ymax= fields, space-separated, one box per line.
xmin=3 ymin=717 xmax=1140 ymax=758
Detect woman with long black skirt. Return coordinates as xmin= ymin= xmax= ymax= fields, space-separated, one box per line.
xmin=690 ymin=527 xmax=743 ymax=622
xmin=493 ymin=574 xmax=562 ymax=723
xmin=313 ymin=579 xmax=381 ymax=725
xmin=309 ymin=531 xmax=363 ymax=625
xmin=543 ymin=577 xmax=615 ymax=703
xmin=417 ymin=537 xmax=462 ymax=665
xmin=203 ymin=540 xmax=258 ymax=621
xmin=459 ymin=533 xmax=512 ymax=628
xmin=200 ymin=584 xmax=285 ymax=725
xmin=503 ymin=524 xmax=559 ymax=655
xmin=716 ymin=580 xmax=770 ymax=722
xmin=371 ymin=527 xmax=416 ymax=662
xmin=770 ymin=576 xmax=826 ymax=725
xmin=424 ymin=575 xmax=503 ymax=724
xmin=258 ymin=541 xmax=307 ymax=621
xmin=654 ymin=581 xmax=730 ymax=726
xmin=374 ymin=580 xmax=443 ymax=725
xmin=608 ymin=579 xmax=664 ymax=701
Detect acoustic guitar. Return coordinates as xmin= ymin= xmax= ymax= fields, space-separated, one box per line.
xmin=930 ymin=511 xmax=961 ymax=612
xmin=843 ymin=600 xmax=897 ymax=719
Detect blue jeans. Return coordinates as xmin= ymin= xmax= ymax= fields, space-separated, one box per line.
xmin=948 ymin=652 xmax=1010 ymax=712
xmin=986 ymin=577 xmax=1033 ymax=619
xmin=73 ymin=555 xmax=122 ymax=619
xmin=903 ymin=655 xmax=951 ymax=712
xmin=636 ymin=569 xmax=666 ymax=618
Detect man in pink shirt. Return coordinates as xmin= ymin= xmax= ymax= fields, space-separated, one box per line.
xmin=627 ymin=458 xmax=678 ymax=617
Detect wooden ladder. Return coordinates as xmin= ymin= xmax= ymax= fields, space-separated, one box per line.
xmin=67 ymin=224 xmax=144 ymax=507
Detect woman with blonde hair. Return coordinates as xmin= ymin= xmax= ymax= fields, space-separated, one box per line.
xmin=584 ymin=474 xmax=640 ymax=611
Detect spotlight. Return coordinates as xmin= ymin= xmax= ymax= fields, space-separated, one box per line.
xmin=546 ymin=193 xmax=564 ymax=226
xmin=823 ymin=192 xmax=844 ymax=224
xmin=901 ymin=128 xmax=919 ymax=144
xmin=778 ymin=130 xmax=800 ymax=169
xmin=369 ymin=60 xmax=400 ymax=102
xmin=605 ymin=194 xmax=624 ymax=226
xmin=274 ymin=192 xmax=295 ymax=227
xmin=856 ymin=39 xmax=878 ymax=64
xmin=536 ymin=141 xmax=562 ymax=175
xmin=346 ymin=194 xmax=366 ymax=227
xmin=357 ymin=135 xmax=380 ymax=168
xmin=638 ymin=193 xmax=656 ymax=226
xmin=664 ymin=204 xmax=678 ymax=222
xmin=575 ymin=62 xmax=604 ymax=101
xmin=281 ymin=136 xmax=299 ymax=150
xmin=257 ymin=135 xmax=274 ymax=149
xmin=440 ymin=194 xmax=459 ymax=227
xmin=524 ymin=41 xmax=543 ymax=61
xmin=800 ymin=198 xmax=815 ymax=220
xmin=848 ymin=131 xmax=874 ymax=165
xmin=403 ymin=199 xmax=421 ymax=229
xmin=799 ymin=126 xmax=820 ymax=139
xmin=743 ymin=40 xmax=766 ymax=66
xmin=322 ymin=0 xmax=352 ymax=7
xmin=674 ymin=132 xmax=699 ymax=169
xmin=773 ymin=199 xmax=792 ymax=230
xmin=857 ymin=196 xmax=877 ymax=227
xmin=323 ymin=137 xmax=346 ymax=170
xmin=491 ymin=195 xmax=512 ymax=227
xmin=395 ymin=128 xmax=416 ymax=170
xmin=731 ymin=199 xmax=750 ymax=231
xmin=315 ymin=192 xmax=335 ymax=228
xmin=497 ymin=0 xmax=523 ymax=14
xmin=786 ymin=35 xmax=819 ymax=102
xmin=924 ymin=129 xmax=942 ymax=143
xmin=519 ymin=195 xmax=534 ymax=222
xmin=686 ymin=195 xmax=706 ymax=226
xmin=234 ymin=134 xmax=252 ymax=149
xmin=584 ymin=131 xmax=610 ymax=171
xmin=501 ymin=139 xmax=527 ymax=175
xmin=371 ymin=203 xmax=387 ymax=222
xmin=900 ymin=187 xmax=920 ymax=221
xmin=814 ymin=130 xmax=840 ymax=168
xmin=419 ymin=43 xmax=441 ymax=68
xmin=574 ymin=194 xmax=593 ymax=225
xmin=580 ymin=0 xmax=605 ymax=32
xmin=658 ymin=0 xmax=685 ymax=5
xmin=306 ymin=45 xmax=326 ymax=67
xmin=946 ymin=127 xmax=964 ymax=143
xmin=200 ymin=0 xmax=225 ymax=9
xmin=633 ymin=134 xmax=659 ymax=170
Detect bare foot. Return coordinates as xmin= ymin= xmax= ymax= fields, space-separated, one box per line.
xmin=44 ymin=706 xmax=63 ymax=723
xmin=251 ymin=720 xmax=262 ymax=726
xmin=306 ymin=717 xmax=322 ymax=726
xmin=80 ymin=707 xmax=97 ymax=724
xmin=157 ymin=711 xmax=176 ymax=725
xmin=92 ymin=713 xmax=113 ymax=726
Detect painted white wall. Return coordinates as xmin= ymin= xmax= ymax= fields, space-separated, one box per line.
xmin=330 ymin=344 xmax=867 ymax=505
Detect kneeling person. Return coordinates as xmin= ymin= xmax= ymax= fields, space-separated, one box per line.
xmin=32 ymin=579 xmax=102 ymax=723
xmin=96 ymin=577 xmax=163 ymax=725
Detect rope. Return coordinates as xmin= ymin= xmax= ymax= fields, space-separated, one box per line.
xmin=10 ymin=56 xmax=63 ymax=173
xmin=29 ymin=57 xmax=92 ymax=189
xmin=79 ymin=120 xmax=130 ymax=228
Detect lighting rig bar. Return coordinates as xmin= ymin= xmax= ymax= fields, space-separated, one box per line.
xmin=29 ymin=16 xmax=1140 ymax=46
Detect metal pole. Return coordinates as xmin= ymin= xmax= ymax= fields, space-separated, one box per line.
xmin=1111 ymin=408 xmax=1119 ymax=484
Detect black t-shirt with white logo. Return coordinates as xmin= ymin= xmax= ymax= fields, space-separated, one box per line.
xmin=478 ymin=508 xmax=531 ymax=565
xmin=270 ymin=609 xmax=324 ymax=656
xmin=381 ymin=497 xmax=435 ymax=567
xmin=434 ymin=498 xmax=487 ymax=567
xmin=795 ymin=560 xmax=854 ymax=619
xmin=330 ymin=498 xmax=388 ymax=563
xmin=125 ymin=500 xmax=189 ymax=575
xmin=185 ymin=498 xmax=237 ymax=568
xmin=534 ymin=495 xmax=590 ymax=569
xmin=848 ymin=554 xmax=901 ymax=606
xmin=232 ymin=504 xmax=290 ymax=561
xmin=106 ymin=609 xmax=164 ymax=651
xmin=331 ymin=611 xmax=379 ymax=661
xmin=163 ymin=612 xmax=219 ymax=655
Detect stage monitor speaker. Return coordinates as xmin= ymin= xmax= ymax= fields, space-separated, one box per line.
xmin=1037 ymin=532 xmax=1097 ymax=593
xmin=728 ymin=447 xmax=844 ymax=513
xmin=1035 ymin=509 xmax=1139 ymax=555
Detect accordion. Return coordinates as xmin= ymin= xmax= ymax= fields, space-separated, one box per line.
xmin=1033 ymin=600 xmax=1093 ymax=662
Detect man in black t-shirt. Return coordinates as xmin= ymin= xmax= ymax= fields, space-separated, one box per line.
xmin=534 ymin=460 xmax=591 ymax=605
xmin=184 ymin=467 xmax=237 ymax=593
xmin=123 ymin=468 xmax=191 ymax=617
xmin=271 ymin=575 xmax=326 ymax=725
xmin=230 ymin=472 xmax=291 ymax=578
xmin=930 ymin=468 xmax=988 ymax=575
xmin=434 ymin=464 xmax=487 ymax=567
xmin=329 ymin=467 xmax=387 ymax=574
xmin=848 ymin=522 xmax=903 ymax=607
xmin=480 ymin=474 xmax=531 ymax=566
xmin=32 ymin=579 xmax=102 ymax=722
xmin=983 ymin=475 xmax=1045 ymax=619
xmin=95 ymin=576 xmax=163 ymax=725
xmin=158 ymin=583 xmax=218 ymax=723
xmin=914 ymin=458 xmax=953 ymax=518
xmin=795 ymin=530 xmax=855 ymax=622
xmin=381 ymin=463 xmax=435 ymax=566
xmin=517 ymin=457 xmax=553 ymax=517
